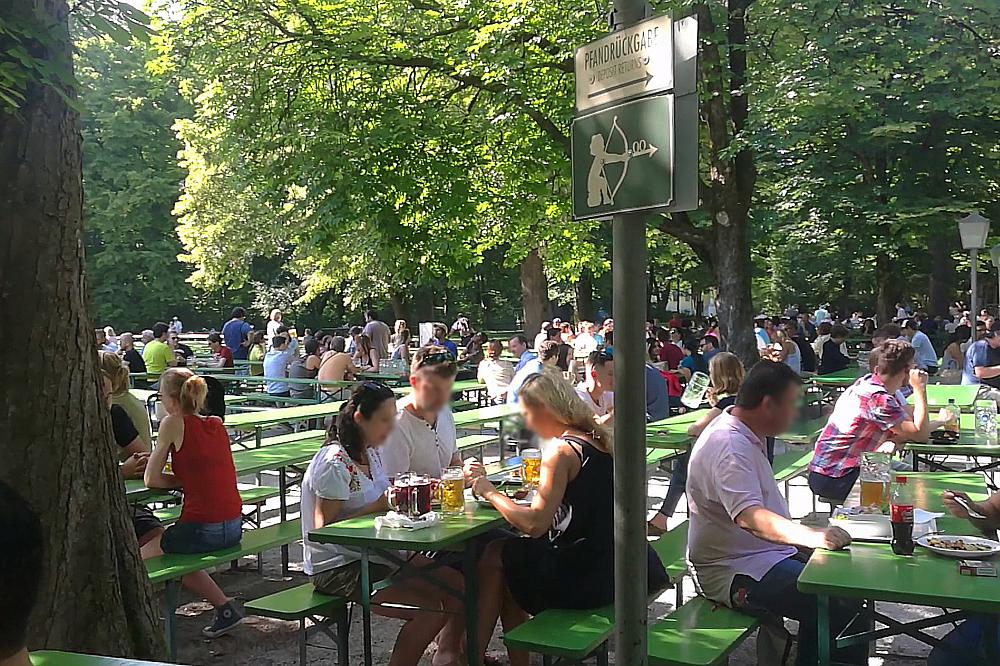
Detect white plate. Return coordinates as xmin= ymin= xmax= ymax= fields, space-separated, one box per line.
xmin=916 ymin=534 xmax=1000 ymax=558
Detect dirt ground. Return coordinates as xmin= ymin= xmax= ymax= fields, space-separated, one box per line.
xmin=166 ymin=440 xmax=941 ymax=665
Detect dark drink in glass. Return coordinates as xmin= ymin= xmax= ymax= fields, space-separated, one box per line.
xmin=409 ymin=475 xmax=433 ymax=516
xmin=890 ymin=476 xmax=914 ymax=556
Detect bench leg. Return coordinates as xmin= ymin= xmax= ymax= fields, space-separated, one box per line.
xmin=596 ymin=642 xmax=610 ymax=666
xmin=542 ymin=656 xmax=554 ymax=666
xmin=675 ymin=576 xmax=684 ymax=608
xmin=298 ymin=618 xmax=307 ymax=666
xmin=162 ymin=580 xmax=180 ymax=661
xmin=279 ymin=466 xmax=289 ymax=577
xmin=336 ymin=606 xmax=350 ymax=666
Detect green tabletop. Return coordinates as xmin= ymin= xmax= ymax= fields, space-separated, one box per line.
xmin=905 ymin=441 xmax=1000 ymax=457
xmin=905 ymin=412 xmax=1000 ymax=448
xmin=31 ymin=651 xmax=173 ymax=666
xmin=810 ymin=366 xmax=864 ymax=386
xmin=452 ymin=379 xmax=488 ymax=393
xmin=310 ymin=505 xmax=506 ymax=551
xmin=894 ymin=472 xmax=991 ymax=512
xmin=911 ymin=384 xmax=982 ymax=409
xmin=647 ymin=411 xmax=707 ymax=428
xmin=453 ymin=403 xmax=520 ymax=427
xmin=225 ymin=400 xmax=345 ymax=430
xmin=128 ymin=388 xmax=246 ymax=405
xmin=798 ymin=542 xmax=1000 ymax=614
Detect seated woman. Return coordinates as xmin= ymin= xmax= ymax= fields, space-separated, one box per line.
xmin=353 ymin=333 xmax=377 ymax=372
xmin=246 ymin=330 xmax=267 ymax=376
xmin=477 ymin=340 xmax=513 ymax=404
xmin=289 ymin=337 xmax=322 ymax=401
xmin=144 ymin=368 xmax=245 ymax=637
xmin=100 ymin=351 xmax=153 ymax=450
xmin=301 ymin=382 xmax=465 ymax=666
xmin=648 ymin=352 xmax=744 ymax=536
xmin=469 ymin=372 xmax=669 ymax=665
xmin=390 ymin=328 xmax=412 ymax=368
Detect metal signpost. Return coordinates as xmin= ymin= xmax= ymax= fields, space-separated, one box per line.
xmin=572 ymin=4 xmax=698 ymax=664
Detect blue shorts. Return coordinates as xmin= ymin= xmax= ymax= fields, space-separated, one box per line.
xmin=161 ymin=518 xmax=242 ymax=554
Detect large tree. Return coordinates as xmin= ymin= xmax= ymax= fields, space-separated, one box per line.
xmin=0 ymin=0 xmax=162 ymax=657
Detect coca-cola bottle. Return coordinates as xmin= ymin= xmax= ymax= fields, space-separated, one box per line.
xmin=890 ymin=476 xmax=914 ymax=556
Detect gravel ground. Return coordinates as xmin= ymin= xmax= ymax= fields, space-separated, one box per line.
xmin=166 ymin=435 xmax=946 ymax=665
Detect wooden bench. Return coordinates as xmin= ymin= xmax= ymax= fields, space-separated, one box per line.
xmin=30 ymin=651 xmax=172 ymax=665
xmin=647 ymin=596 xmax=760 ymax=665
xmin=246 ymin=583 xmax=349 ymax=666
xmin=146 ymin=519 xmax=303 ymax=659
xmin=153 ymin=486 xmax=281 ymax=526
xmin=502 ymin=521 xmax=689 ymax=665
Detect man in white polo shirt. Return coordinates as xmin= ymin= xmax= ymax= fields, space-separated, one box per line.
xmin=575 ymin=349 xmax=614 ymax=424
xmin=687 ymin=361 xmax=866 ymax=666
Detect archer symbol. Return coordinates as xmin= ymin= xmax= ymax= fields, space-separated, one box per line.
xmin=586 ymin=115 xmax=658 ymax=207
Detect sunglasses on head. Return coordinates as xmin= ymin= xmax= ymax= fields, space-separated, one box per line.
xmin=417 ymin=351 xmax=455 ymax=367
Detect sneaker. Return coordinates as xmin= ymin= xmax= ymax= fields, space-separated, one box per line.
xmin=202 ymin=600 xmax=244 ymax=638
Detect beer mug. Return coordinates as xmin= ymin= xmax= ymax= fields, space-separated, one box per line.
xmin=440 ymin=467 xmax=466 ymax=515
xmin=681 ymin=371 xmax=711 ymax=409
xmin=522 ymin=448 xmax=542 ymax=489
xmin=860 ymin=452 xmax=890 ymax=510
xmin=975 ymin=400 xmax=997 ymax=444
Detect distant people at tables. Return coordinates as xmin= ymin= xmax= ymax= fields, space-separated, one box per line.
xmin=469 ymin=372 xmax=668 ymax=664
xmin=931 ymin=488 xmax=1000 ymax=664
xmin=895 ymin=302 xmax=908 ymax=321
xmin=705 ymin=318 xmax=720 ymax=341
xmin=144 ymin=368 xmax=245 ymax=637
xmin=648 ymin=352 xmax=745 ymax=536
xmin=576 ymin=350 xmax=614 ymax=425
xmin=266 ymin=308 xmax=283 ymax=347
xmin=797 ymin=312 xmax=817 ymax=341
xmin=595 ymin=318 xmax=613 ymax=346
xmin=100 ymin=351 xmax=153 ymax=450
xmin=431 ymin=323 xmax=458 ymax=360
xmin=363 ymin=310 xmax=392 ymax=367
xmin=221 ymin=307 xmax=253 ymax=361
xmin=770 ymin=328 xmax=801 ymax=374
xmin=318 ymin=336 xmax=357 ymax=389
xmin=860 ymin=318 xmax=877 ymax=337
xmin=168 ymin=331 xmax=194 ymax=366
xmin=451 ymin=313 xmax=474 ymax=346
xmin=390 ymin=327 xmax=412 ymax=367
xmin=545 ymin=325 xmax=572 ymax=372
xmin=478 ymin=340 xmax=514 ymax=404
xmin=392 ymin=319 xmax=408 ymax=347
xmin=170 ymin=316 xmax=184 ymax=334
xmin=676 ymin=338 xmax=708 ymax=382
xmin=96 ymin=327 xmax=111 ymax=352
xmin=289 ymin=337 xmax=322 ymax=401
xmin=301 ymin=382 xmax=466 ymax=666
xmin=533 ymin=322 xmax=550 ymax=352
xmin=846 ymin=311 xmax=863 ymax=329
xmin=809 ymin=340 xmax=943 ymax=505
xmin=559 ymin=321 xmax=575 ymax=345
xmin=667 ymin=312 xmax=684 ymax=329
xmin=353 ymin=333 xmax=377 ymax=372
xmin=204 ymin=332 xmax=234 ymax=369
xmin=246 ymin=330 xmax=267 ymax=376
xmin=103 ymin=326 xmax=120 ymax=352
xmin=346 ymin=325 xmax=363 ymax=353
xmin=644 ymin=361 xmax=670 ymax=422
xmin=782 ymin=319 xmax=816 ymax=373
xmin=508 ymin=340 xmax=560 ymax=403
xmin=461 ymin=331 xmax=488 ymax=366
xmin=141 ymin=328 xmax=154 ymax=345
xmin=118 ymin=332 xmax=146 ymax=374
xmin=573 ymin=321 xmax=599 ymax=356
xmin=688 ymin=361 xmax=867 ymax=666
xmin=939 ymin=325 xmax=970 ymax=382
xmin=817 ymin=325 xmax=851 ymax=375
xmin=656 ymin=328 xmax=684 ymax=368
xmin=142 ymin=321 xmax=177 ymax=377
xmin=98 ymin=351 xmax=151 ymax=479
xmin=381 ymin=346 xmax=466 ymax=478
xmin=961 ymin=321 xmax=1000 ymax=399
xmin=753 ymin=316 xmax=771 ymax=350
xmin=263 ymin=334 xmax=299 ymax=398
xmin=508 ymin=334 xmax=536 ymax=374
xmin=813 ymin=303 xmax=830 ymax=323
xmin=0 ymin=480 xmax=43 ymax=666
xmin=901 ymin=319 xmax=938 ymax=374
xmin=700 ymin=335 xmax=719 ymax=362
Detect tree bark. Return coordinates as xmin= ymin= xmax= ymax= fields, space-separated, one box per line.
xmin=574 ymin=269 xmax=595 ymax=322
xmin=0 ymin=0 xmax=163 ymax=657
xmin=388 ymin=291 xmax=410 ymax=323
xmin=519 ymin=248 xmax=549 ymax=336
xmin=875 ymin=251 xmax=896 ymax=324
xmin=928 ymin=232 xmax=955 ymax=315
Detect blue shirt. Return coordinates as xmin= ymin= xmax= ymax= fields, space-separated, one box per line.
xmin=644 ymin=364 xmax=670 ymax=421
xmin=909 ymin=331 xmax=937 ymax=370
xmin=508 ymin=358 xmax=543 ymax=403
xmin=222 ymin=318 xmax=252 ymax=360
xmin=513 ymin=351 xmax=537 ymax=374
xmin=439 ymin=339 xmax=458 ymax=359
xmin=962 ymin=340 xmax=990 ymax=385
xmin=263 ymin=339 xmax=299 ymax=394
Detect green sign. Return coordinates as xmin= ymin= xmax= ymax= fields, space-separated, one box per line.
xmin=571 ymin=93 xmax=674 ymax=220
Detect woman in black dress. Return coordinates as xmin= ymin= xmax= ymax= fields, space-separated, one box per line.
xmin=470 ymin=371 xmax=669 ymax=665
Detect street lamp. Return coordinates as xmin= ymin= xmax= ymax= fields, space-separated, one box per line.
xmin=959 ymin=212 xmax=991 ymax=334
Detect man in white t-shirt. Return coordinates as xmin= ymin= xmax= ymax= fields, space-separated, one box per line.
xmin=575 ymin=349 xmax=614 ymax=424
xmin=573 ymin=321 xmax=599 ymax=356
xmin=381 ymin=345 xmax=471 ymax=478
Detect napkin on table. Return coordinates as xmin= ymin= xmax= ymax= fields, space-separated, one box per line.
xmin=375 ymin=511 xmax=440 ymax=530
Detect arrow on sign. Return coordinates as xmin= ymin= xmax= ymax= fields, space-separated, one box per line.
xmin=587 ymin=71 xmax=654 ymax=99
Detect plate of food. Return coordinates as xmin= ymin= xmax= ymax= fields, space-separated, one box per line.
xmin=917 ymin=535 xmax=1000 ymax=558
xmin=929 ymin=429 xmax=960 ymax=445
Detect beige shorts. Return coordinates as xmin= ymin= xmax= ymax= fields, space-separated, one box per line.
xmin=311 ymin=561 xmax=398 ymax=602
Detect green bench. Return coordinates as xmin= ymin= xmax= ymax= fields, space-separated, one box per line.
xmin=246 ymin=583 xmax=349 ymax=666
xmin=646 ymin=448 xmax=681 ymax=467
xmin=243 ymin=392 xmax=321 ymax=406
xmin=647 ymin=596 xmax=760 ymax=665
xmin=30 ymin=651 xmax=172 ymax=665
xmin=152 ymin=486 xmax=281 ymax=526
xmin=502 ymin=522 xmax=689 ymax=665
xmin=457 ymin=433 xmax=500 ymax=458
xmin=257 ymin=428 xmax=327 ymax=448
xmin=146 ymin=519 xmax=303 ymax=659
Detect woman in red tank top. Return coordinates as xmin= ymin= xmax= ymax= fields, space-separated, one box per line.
xmin=145 ymin=368 xmax=245 ymax=637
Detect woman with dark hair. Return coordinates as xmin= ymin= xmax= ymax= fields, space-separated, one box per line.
xmin=300 ymin=382 xmax=465 ymax=666
xmin=353 ymin=333 xmax=377 ymax=371
xmin=676 ymin=338 xmax=708 ymax=382
xmin=940 ymin=324 xmax=970 ymax=382
xmin=289 ymin=337 xmax=322 ymax=400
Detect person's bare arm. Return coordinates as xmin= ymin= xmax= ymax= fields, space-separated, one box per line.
xmin=942 ymin=490 xmax=1000 ymax=533
xmin=889 ymin=369 xmax=931 ymax=442
xmin=974 ymin=365 xmax=1000 ymax=380
xmin=144 ymin=415 xmax=182 ymax=489
xmin=316 ymin=494 xmax=389 ymax=528
xmin=736 ymin=506 xmax=851 ymax=550
xmin=687 ymin=407 xmax=723 ymax=437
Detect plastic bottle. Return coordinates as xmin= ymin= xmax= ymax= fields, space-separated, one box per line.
xmin=944 ymin=398 xmax=961 ymax=434
xmin=890 ymin=476 xmax=914 ymax=556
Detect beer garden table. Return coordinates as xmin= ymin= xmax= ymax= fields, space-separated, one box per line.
xmin=798 ymin=472 xmax=999 ymax=665
xmin=915 ymin=384 xmax=982 ymax=410
xmin=309 ymin=506 xmax=507 ymax=666
xmin=226 ymin=401 xmax=346 ymax=448
xmin=904 ymin=413 xmax=1000 ymax=476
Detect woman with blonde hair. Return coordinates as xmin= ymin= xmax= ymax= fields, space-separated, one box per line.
xmin=145 ymin=367 xmax=245 ymax=637
xmin=469 ymin=371 xmax=668 ymax=665
xmin=98 ymin=351 xmax=152 ymax=449
xmin=267 ymin=308 xmax=283 ymax=347
xmin=648 ymin=352 xmax=747 ymax=536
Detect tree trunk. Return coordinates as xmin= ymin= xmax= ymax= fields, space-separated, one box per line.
xmin=519 ymin=248 xmax=549 ymax=336
xmin=711 ymin=212 xmax=757 ymax=365
xmin=388 ymin=291 xmax=409 ymax=323
xmin=0 ymin=0 xmax=162 ymax=657
xmin=574 ymin=269 xmax=595 ymax=322
xmin=875 ymin=251 xmax=896 ymax=324
xmin=928 ymin=236 xmax=955 ymax=315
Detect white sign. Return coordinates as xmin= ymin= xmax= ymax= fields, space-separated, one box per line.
xmin=574 ymin=14 xmax=673 ymax=112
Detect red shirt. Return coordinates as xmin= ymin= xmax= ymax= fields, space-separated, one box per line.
xmin=173 ymin=415 xmax=241 ymax=523
xmin=658 ymin=343 xmax=685 ymax=369
xmin=218 ymin=346 xmax=234 ymax=367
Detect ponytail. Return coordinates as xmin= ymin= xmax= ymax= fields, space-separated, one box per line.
xmin=324 ymin=381 xmax=396 ymax=464
xmin=160 ymin=368 xmax=207 ymax=415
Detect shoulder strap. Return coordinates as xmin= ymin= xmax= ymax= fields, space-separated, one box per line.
xmin=561 ymin=435 xmax=591 ymax=462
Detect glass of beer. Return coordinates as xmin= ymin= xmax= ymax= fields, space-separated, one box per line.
xmin=441 ymin=467 xmax=466 ymax=515
xmin=859 ymin=452 xmax=890 ymax=511
xmin=522 ymin=448 xmax=542 ymax=489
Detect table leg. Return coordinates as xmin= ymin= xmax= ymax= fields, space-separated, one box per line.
xmin=360 ymin=548 xmax=373 ymax=666
xmin=911 ymin=451 xmax=918 ymax=471
xmin=279 ymin=466 xmax=289 ymax=576
xmin=163 ymin=580 xmax=179 ymax=661
xmin=463 ymin=544 xmax=481 ymax=666
xmin=817 ymin=594 xmax=831 ymax=666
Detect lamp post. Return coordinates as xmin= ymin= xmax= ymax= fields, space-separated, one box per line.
xmin=959 ymin=213 xmax=991 ymax=337
xmin=991 ymin=243 xmax=1000 ymax=311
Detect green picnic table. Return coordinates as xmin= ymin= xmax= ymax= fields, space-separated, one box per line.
xmin=800 ymin=472 xmax=998 ymax=665
xmin=810 ymin=366 xmax=864 ymax=387
xmin=911 ymin=384 xmax=982 ymax=410
xmin=31 ymin=652 xmax=172 ymax=666
xmin=225 ymin=401 xmax=345 ymax=448
xmin=904 ymin=412 xmax=1000 ymax=474
xmin=310 ymin=505 xmax=506 ymax=666
xmin=129 ymin=388 xmax=247 ymax=406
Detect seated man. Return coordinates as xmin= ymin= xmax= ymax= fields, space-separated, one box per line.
xmin=432 ymin=324 xmax=458 ymax=360
xmin=902 ymin=319 xmax=938 ymax=374
xmin=576 ymin=349 xmax=614 ymax=424
xmin=931 ymin=488 xmax=1000 ymax=664
xmin=507 ymin=340 xmax=559 ymax=403
xmin=263 ymin=334 xmax=299 ymax=398
xmin=687 ymin=361 xmax=867 ymax=666
xmin=0 ymin=480 xmax=42 ymax=666
xmin=317 ymin=335 xmax=357 ymax=392
xmin=817 ymin=324 xmax=851 ymax=375
xmin=961 ymin=321 xmax=1000 ymax=401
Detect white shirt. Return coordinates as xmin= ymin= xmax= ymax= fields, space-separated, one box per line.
xmin=380 ymin=395 xmax=457 ymax=478
xmin=573 ymin=333 xmax=599 ymax=356
xmin=814 ymin=308 xmax=830 ymax=323
xmin=266 ymin=320 xmax=282 ymax=346
xmin=477 ymin=358 xmax=513 ymax=401
xmin=897 ymin=307 xmax=908 ymax=320
xmin=575 ymin=384 xmax=614 ymax=416
xmin=301 ymin=444 xmax=393 ymax=574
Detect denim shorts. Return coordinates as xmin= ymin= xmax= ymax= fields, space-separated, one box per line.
xmin=161 ymin=517 xmax=242 ymax=554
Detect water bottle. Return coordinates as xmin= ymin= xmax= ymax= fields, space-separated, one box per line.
xmin=943 ymin=398 xmax=961 ymax=434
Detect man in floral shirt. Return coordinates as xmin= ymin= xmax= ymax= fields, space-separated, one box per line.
xmin=808 ymin=339 xmax=944 ymax=504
